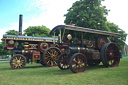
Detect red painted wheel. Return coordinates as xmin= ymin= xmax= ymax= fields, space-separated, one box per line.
xmin=43 ymin=47 xmax=61 ymax=67
xmin=69 ymin=53 xmax=87 ymax=73
xmin=10 ymin=54 xmax=26 ymax=69
xmin=57 ymin=54 xmax=69 ymax=70
xmin=101 ymin=42 xmax=120 ymax=67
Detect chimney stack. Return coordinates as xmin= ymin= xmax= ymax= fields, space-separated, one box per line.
xmin=19 ymin=14 xmax=23 ymax=35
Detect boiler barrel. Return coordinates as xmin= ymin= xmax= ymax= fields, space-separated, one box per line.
xmin=67 ymin=47 xmax=85 ymax=54
xmin=13 ymin=49 xmax=34 ymax=55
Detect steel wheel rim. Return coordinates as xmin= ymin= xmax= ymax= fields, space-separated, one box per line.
xmin=71 ymin=54 xmax=87 ymax=73
xmin=105 ymin=43 xmax=120 ymax=67
xmin=10 ymin=55 xmax=26 ymax=69
xmin=58 ymin=54 xmax=69 ymax=70
xmin=44 ymin=48 xmax=61 ymax=66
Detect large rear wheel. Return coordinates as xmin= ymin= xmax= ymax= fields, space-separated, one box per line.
xmin=101 ymin=42 xmax=120 ymax=67
xmin=69 ymin=53 xmax=87 ymax=73
xmin=10 ymin=54 xmax=26 ymax=69
xmin=43 ymin=47 xmax=61 ymax=67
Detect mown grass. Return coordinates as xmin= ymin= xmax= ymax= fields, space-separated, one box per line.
xmin=0 ymin=59 xmax=9 ymax=61
xmin=0 ymin=58 xmax=128 ymax=85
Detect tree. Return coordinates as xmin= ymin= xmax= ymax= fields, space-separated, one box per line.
xmin=0 ymin=30 xmax=17 ymax=56
xmin=64 ymin=0 xmax=127 ymax=49
xmin=24 ymin=25 xmax=51 ymax=37
xmin=0 ymin=42 xmax=12 ymax=56
xmin=106 ymin=22 xmax=127 ymax=49
xmin=64 ymin=0 xmax=110 ymax=31
xmin=6 ymin=30 xmax=18 ymax=35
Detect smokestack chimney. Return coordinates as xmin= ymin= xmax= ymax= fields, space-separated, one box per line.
xmin=18 ymin=14 xmax=23 ymax=49
xmin=19 ymin=14 xmax=23 ymax=35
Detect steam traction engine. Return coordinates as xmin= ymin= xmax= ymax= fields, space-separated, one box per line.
xmin=2 ymin=15 xmax=60 ymax=69
xmin=43 ymin=25 xmax=121 ymax=73
xmin=3 ymin=35 xmax=58 ymax=69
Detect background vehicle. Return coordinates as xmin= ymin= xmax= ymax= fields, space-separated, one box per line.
xmin=2 ymin=15 xmax=59 ymax=69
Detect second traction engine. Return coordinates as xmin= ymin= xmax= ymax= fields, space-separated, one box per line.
xmin=3 ymin=15 xmax=57 ymax=69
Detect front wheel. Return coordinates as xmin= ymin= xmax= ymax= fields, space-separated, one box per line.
xmin=57 ymin=53 xmax=69 ymax=70
xmin=69 ymin=53 xmax=87 ymax=73
xmin=10 ymin=54 xmax=26 ymax=69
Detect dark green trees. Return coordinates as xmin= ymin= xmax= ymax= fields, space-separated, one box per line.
xmin=6 ymin=30 xmax=18 ymax=35
xmin=24 ymin=25 xmax=51 ymax=37
xmin=106 ymin=22 xmax=127 ymax=49
xmin=64 ymin=0 xmax=127 ymax=49
xmin=64 ymin=0 xmax=109 ymax=31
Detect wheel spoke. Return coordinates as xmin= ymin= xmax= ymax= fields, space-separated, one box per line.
xmin=72 ymin=60 xmax=77 ymax=64
xmin=53 ymin=50 xmax=57 ymax=55
xmin=19 ymin=56 xmax=21 ymax=60
xmin=47 ymin=51 xmax=52 ymax=56
xmin=72 ymin=65 xmax=77 ymax=71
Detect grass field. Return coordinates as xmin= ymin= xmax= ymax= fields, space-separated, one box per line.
xmin=0 ymin=59 xmax=9 ymax=61
xmin=0 ymin=58 xmax=128 ymax=85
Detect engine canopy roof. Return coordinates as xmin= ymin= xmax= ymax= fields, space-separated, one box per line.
xmin=50 ymin=25 xmax=121 ymax=37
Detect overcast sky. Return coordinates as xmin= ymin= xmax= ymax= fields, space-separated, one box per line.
xmin=0 ymin=0 xmax=128 ymax=44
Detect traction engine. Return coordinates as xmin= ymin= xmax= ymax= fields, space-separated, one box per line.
xmin=3 ymin=15 xmax=58 ymax=69
xmin=43 ymin=25 xmax=121 ymax=73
